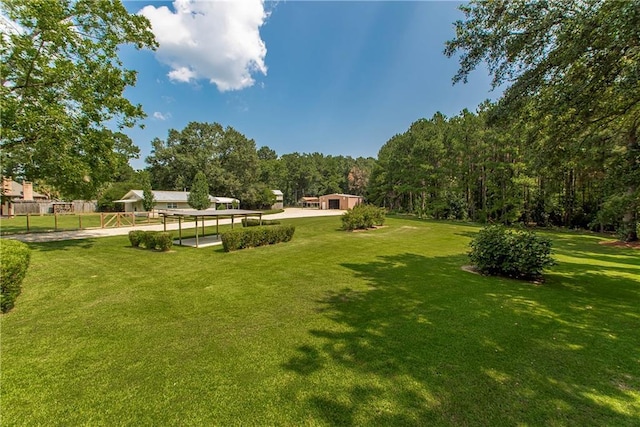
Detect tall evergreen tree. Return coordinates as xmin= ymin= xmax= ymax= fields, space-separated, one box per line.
xmin=188 ymin=172 xmax=211 ymax=210
xmin=141 ymin=173 xmax=155 ymax=212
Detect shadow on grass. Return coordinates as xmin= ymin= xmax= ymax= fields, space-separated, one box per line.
xmin=25 ymin=239 xmax=96 ymax=252
xmin=284 ymin=252 xmax=640 ymax=425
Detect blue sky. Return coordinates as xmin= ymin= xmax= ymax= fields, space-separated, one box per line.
xmin=122 ymin=1 xmax=501 ymax=170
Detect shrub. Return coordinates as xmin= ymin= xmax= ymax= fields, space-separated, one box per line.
xmin=342 ymin=204 xmax=386 ymax=231
xmin=155 ymin=232 xmax=174 ymax=251
xmin=221 ymin=225 xmax=295 ymax=252
xmin=1 ymin=240 xmax=31 ymax=313
xmin=469 ymin=225 xmax=555 ymax=280
xmin=128 ymin=230 xmax=146 ymax=247
xmin=142 ymin=231 xmax=159 ymax=250
xmin=242 ymin=218 xmax=281 ymax=227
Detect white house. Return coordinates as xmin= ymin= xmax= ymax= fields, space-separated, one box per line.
xmin=115 ymin=190 xmax=239 ymax=212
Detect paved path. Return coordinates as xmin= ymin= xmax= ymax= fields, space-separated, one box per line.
xmin=1 ymin=208 xmax=345 ymax=243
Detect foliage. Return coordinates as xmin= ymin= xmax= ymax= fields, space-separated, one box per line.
xmin=141 ymin=173 xmax=155 ymax=212
xmin=147 ymin=126 xmax=376 ymax=208
xmin=469 ymin=225 xmax=555 ymax=280
xmin=445 ymin=0 xmax=640 ymax=241
xmin=0 ymin=0 xmax=157 ymax=199
xmin=142 ymin=231 xmax=158 ymax=250
xmin=130 ymin=230 xmax=172 ymax=251
xmin=242 ymin=218 xmax=281 ymax=227
xmin=188 ymin=172 xmax=211 ymax=210
xmin=221 ymin=225 xmax=295 ymax=252
xmin=341 ymin=204 xmax=386 ymax=231
xmin=0 ymin=239 xmax=31 ymax=313
xmin=241 ymin=183 xmax=277 ymax=210
xmin=147 ymin=122 xmax=259 ymax=202
xmin=128 ymin=230 xmax=145 ymax=248
xmin=155 ymin=232 xmax=173 ymax=251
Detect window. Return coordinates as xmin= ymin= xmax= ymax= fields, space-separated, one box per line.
xmin=167 ymin=202 xmax=178 ymax=209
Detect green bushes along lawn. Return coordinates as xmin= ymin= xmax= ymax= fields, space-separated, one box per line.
xmin=341 ymin=204 xmax=386 ymax=230
xmin=469 ymin=225 xmax=555 ymax=280
xmin=221 ymin=224 xmax=295 ymax=252
xmin=129 ymin=230 xmax=173 ymax=251
xmin=0 ymin=239 xmax=31 ymax=313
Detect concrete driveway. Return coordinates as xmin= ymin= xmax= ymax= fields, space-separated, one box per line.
xmin=1 ymin=208 xmax=345 ymax=243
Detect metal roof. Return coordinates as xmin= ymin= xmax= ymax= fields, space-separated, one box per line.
xmin=117 ymin=190 xmax=238 ymax=204
xmin=159 ymin=208 xmax=261 ymax=217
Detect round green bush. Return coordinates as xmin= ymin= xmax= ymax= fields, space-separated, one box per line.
xmin=142 ymin=231 xmax=158 ymax=250
xmin=469 ymin=225 xmax=555 ymax=280
xmin=155 ymin=232 xmax=174 ymax=251
xmin=128 ymin=230 xmax=145 ymax=247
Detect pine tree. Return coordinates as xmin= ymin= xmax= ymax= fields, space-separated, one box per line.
xmin=188 ymin=172 xmax=211 ymax=210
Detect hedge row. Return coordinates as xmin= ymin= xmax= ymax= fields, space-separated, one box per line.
xmin=469 ymin=225 xmax=555 ymax=280
xmin=342 ymin=204 xmax=386 ymax=231
xmin=241 ymin=218 xmax=281 ymax=227
xmin=129 ymin=230 xmax=173 ymax=251
xmin=1 ymin=239 xmax=31 ymax=313
xmin=221 ymin=225 xmax=295 ymax=252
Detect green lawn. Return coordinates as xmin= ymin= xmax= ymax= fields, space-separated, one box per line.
xmin=0 ymin=213 xmax=163 ymax=234
xmin=2 ymin=216 xmax=639 ymax=426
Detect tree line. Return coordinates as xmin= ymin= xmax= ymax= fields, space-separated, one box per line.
xmin=2 ymin=0 xmax=636 ymax=240
xmin=368 ymin=104 xmax=632 ymax=235
xmin=97 ymin=121 xmax=375 ymax=210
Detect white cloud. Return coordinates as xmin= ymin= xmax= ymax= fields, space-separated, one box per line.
xmin=140 ymin=0 xmax=268 ymax=92
xmin=153 ymin=111 xmax=172 ymax=121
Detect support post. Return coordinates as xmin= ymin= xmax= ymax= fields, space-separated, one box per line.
xmin=195 ymin=216 xmax=199 ymax=248
xmin=54 ymin=213 xmax=58 ymax=231
xmin=163 ymin=214 xmax=167 ymax=232
xmin=179 ymin=216 xmax=182 ymax=245
xmin=101 ymin=213 xmax=104 ymax=228
xmin=26 ymin=213 xmax=30 ymax=232
xmin=79 ymin=214 xmax=82 ymax=229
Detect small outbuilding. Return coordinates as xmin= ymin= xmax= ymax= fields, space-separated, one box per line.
xmin=318 ymin=193 xmax=363 ymax=210
xmin=271 ymin=190 xmax=284 ymax=209
xmin=300 ymin=196 xmax=320 ymax=208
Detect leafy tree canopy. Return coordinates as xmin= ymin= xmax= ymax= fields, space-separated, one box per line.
xmin=445 ymin=0 xmax=639 ymax=240
xmin=1 ymin=0 xmax=157 ymax=199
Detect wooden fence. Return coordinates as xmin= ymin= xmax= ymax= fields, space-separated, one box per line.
xmin=1 ymin=212 xmax=161 ymax=234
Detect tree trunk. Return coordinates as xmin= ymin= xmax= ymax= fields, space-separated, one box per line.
xmin=622 ymin=124 xmax=639 ymax=241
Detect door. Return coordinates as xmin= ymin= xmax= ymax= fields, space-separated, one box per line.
xmin=328 ymin=199 xmax=340 ymax=209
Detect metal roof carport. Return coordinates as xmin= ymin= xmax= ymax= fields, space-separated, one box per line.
xmin=159 ymin=209 xmax=262 ymax=248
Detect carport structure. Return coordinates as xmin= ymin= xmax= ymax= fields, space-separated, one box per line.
xmin=159 ymin=209 xmax=263 ymax=248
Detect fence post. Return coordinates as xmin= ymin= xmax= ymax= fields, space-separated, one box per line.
xmin=26 ymin=213 xmax=30 ymax=232
xmin=101 ymin=213 xmax=104 ymax=228
xmin=132 ymin=212 xmax=135 ymax=226
xmin=54 ymin=213 xmax=58 ymax=231
xmin=117 ymin=213 xmax=121 ymax=227
xmin=79 ymin=214 xmax=83 ymax=229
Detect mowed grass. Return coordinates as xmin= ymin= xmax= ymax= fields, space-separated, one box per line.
xmin=0 ymin=213 xmax=163 ymax=234
xmin=2 ymin=216 xmax=639 ymax=426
